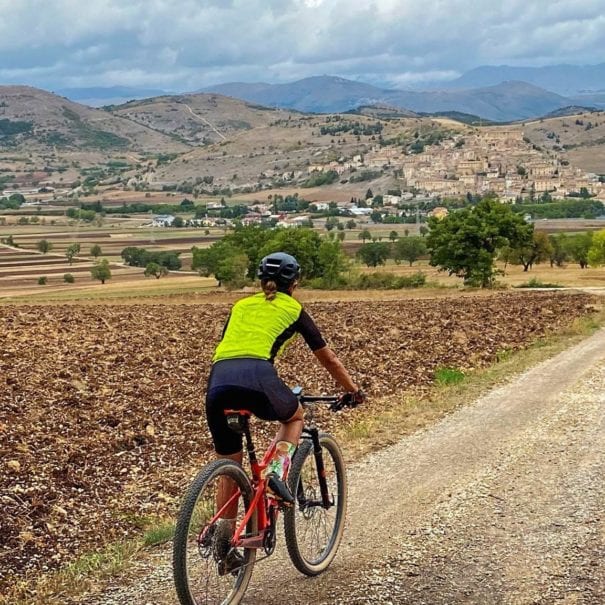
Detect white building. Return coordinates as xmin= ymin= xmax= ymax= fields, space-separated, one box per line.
xmin=151 ymin=214 xmax=175 ymax=227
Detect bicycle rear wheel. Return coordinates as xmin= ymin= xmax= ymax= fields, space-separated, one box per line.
xmin=284 ymin=432 xmax=347 ymax=576
xmin=173 ymin=459 xmax=257 ymax=605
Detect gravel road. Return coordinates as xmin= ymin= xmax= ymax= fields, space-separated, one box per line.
xmin=86 ymin=329 xmax=605 ymax=605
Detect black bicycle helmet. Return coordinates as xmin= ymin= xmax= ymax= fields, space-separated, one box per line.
xmin=257 ymin=252 xmax=301 ymax=288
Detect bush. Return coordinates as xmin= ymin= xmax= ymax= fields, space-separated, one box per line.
xmin=308 ymin=271 xmax=426 ymax=290
xmin=37 ymin=276 xmax=47 ymax=285
xmin=514 ymin=278 xmax=563 ymax=289
xmin=63 ymin=273 xmax=75 ymax=283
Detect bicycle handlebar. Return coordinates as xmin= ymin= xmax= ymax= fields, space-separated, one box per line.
xmin=300 ymin=395 xmax=340 ymax=404
xmin=295 ymin=387 xmax=365 ymax=412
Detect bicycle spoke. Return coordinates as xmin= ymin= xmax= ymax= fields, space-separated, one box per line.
xmin=173 ymin=460 xmax=256 ymax=605
xmin=284 ymin=434 xmax=347 ymax=575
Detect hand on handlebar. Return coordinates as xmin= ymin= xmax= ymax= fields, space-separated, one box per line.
xmin=330 ymin=389 xmax=366 ymax=411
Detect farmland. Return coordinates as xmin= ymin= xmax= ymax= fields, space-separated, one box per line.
xmin=0 ymin=291 xmax=596 ymax=598
xmin=5 ymin=215 xmax=605 ymax=302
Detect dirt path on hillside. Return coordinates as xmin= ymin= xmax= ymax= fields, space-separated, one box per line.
xmin=84 ymin=330 xmax=605 ymax=605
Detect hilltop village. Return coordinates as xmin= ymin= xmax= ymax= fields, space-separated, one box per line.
xmin=307 ymin=127 xmax=605 ymax=202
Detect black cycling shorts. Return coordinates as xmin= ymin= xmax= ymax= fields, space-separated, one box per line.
xmin=205 ymin=358 xmax=299 ymax=455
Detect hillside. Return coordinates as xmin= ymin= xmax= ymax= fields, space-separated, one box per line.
xmin=108 ymin=93 xmax=295 ymax=146
xmin=524 ymin=109 xmax=605 ymax=174
xmin=147 ymin=109 xmax=457 ymax=189
xmin=0 ymin=86 xmax=188 ymax=154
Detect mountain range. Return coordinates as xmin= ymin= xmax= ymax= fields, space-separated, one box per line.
xmin=49 ymin=63 xmax=605 ymax=122
xmin=203 ymin=77 xmax=589 ymax=122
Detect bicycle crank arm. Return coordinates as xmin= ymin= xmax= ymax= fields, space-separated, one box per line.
xmin=238 ymin=531 xmax=267 ymax=549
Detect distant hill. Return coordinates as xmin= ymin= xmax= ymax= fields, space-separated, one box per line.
xmin=108 ymin=93 xmax=294 ymax=145
xmin=419 ymin=111 xmax=499 ymax=126
xmin=203 ymin=76 xmax=390 ymax=114
xmin=0 ymin=86 xmax=188 ymax=153
xmin=203 ymin=76 xmax=581 ymax=121
xmin=57 ymin=86 xmax=169 ymax=107
xmin=345 ymin=104 xmax=419 ymax=119
xmin=543 ymin=106 xmax=601 ymax=119
xmin=440 ymin=63 xmax=605 ymax=96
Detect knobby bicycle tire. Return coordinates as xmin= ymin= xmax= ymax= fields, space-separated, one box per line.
xmin=284 ymin=432 xmax=347 ymax=576
xmin=173 ymin=459 xmax=258 ymax=605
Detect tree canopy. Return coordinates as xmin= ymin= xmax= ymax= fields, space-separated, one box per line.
xmin=393 ymin=236 xmax=427 ymax=266
xmin=427 ymin=198 xmax=532 ymax=287
xmin=90 ymin=259 xmax=111 ymax=284
xmin=357 ymin=242 xmax=391 ymax=267
xmin=191 ymin=225 xmax=347 ymax=288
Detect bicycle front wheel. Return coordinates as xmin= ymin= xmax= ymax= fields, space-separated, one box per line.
xmin=284 ymin=433 xmax=347 ymax=576
xmin=173 ymin=459 xmax=257 ymax=605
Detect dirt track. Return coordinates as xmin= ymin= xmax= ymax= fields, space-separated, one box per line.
xmin=85 ymin=327 xmax=605 ymax=605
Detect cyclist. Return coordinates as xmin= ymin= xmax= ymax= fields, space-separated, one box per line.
xmin=206 ymin=251 xmax=364 ymax=508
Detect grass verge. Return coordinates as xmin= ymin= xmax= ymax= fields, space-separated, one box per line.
xmin=8 ymin=306 xmax=604 ymax=604
xmin=5 ymin=517 xmax=176 ymax=605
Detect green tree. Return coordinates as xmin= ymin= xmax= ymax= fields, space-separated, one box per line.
xmin=121 ymin=246 xmax=181 ymax=270
xmin=365 ymin=188 xmax=373 ymax=200
xmin=91 ymin=259 xmax=112 ymax=284
xmin=317 ymin=238 xmax=347 ymax=287
xmin=393 ymin=236 xmax=427 ymax=266
xmin=37 ymin=276 xmax=47 ymax=285
xmin=346 ymin=219 xmax=356 ymax=230
xmin=357 ymin=242 xmax=391 ymax=267
xmin=358 ymin=228 xmax=371 ymax=243
xmin=509 ymin=231 xmax=553 ymax=272
xmin=389 ymin=230 xmax=398 ymax=242
xmin=427 ymin=198 xmax=532 ymax=287
xmin=144 ymin=262 xmax=169 ymax=279
xmin=325 ymin=216 xmax=339 ymax=231
xmin=63 ymin=273 xmax=75 ymax=283
xmin=37 ymin=239 xmax=53 ymax=254
xmin=419 ymin=225 xmax=429 ymax=237
xmin=90 ymin=244 xmax=102 ymax=258
xmin=548 ymin=234 xmax=568 ymax=267
xmin=191 ymin=240 xmax=243 ymax=285
xmin=66 ymin=242 xmax=81 ymax=265
xmin=567 ymin=232 xmax=592 ymax=269
xmin=173 ymin=216 xmax=184 ymax=228
xmin=215 ymin=252 xmax=249 ymax=288
xmin=588 ymin=230 xmax=605 ymax=267
xmin=257 ymin=228 xmax=325 ymax=278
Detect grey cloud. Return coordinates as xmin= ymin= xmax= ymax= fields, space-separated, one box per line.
xmin=0 ymin=0 xmax=604 ymax=90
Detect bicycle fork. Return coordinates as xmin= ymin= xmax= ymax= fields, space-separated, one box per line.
xmin=300 ymin=427 xmax=334 ymax=509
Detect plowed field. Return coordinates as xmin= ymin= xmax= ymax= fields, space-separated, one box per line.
xmin=0 ymin=292 xmax=595 ymax=592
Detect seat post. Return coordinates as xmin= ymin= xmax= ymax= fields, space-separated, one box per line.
xmin=243 ymin=420 xmax=257 ymax=466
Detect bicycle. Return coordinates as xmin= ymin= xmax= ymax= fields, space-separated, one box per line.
xmin=172 ymin=386 xmax=358 ymax=605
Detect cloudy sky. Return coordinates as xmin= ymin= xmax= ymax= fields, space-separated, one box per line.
xmin=1 ymin=0 xmax=604 ymax=91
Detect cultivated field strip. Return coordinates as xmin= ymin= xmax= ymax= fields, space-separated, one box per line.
xmin=0 ymin=292 xmax=595 ymax=593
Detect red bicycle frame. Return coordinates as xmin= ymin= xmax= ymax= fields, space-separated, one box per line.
xmin=200 ymin=410 xmax=285 ymax=552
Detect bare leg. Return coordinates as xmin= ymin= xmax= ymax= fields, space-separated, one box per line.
xmin=275 ymin=403 xmax=304 ymax=445
xmin=217 ymin=451 xmax=243 ymax=523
